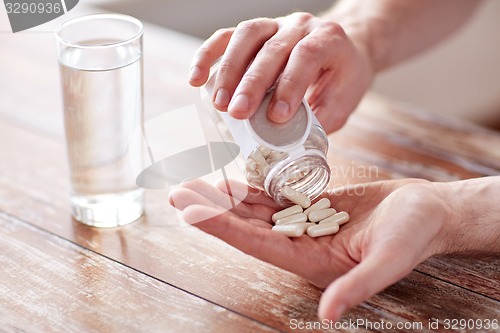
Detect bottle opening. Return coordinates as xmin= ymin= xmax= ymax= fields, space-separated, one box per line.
xmin=266 ymin=151 xmax=331 ymax=206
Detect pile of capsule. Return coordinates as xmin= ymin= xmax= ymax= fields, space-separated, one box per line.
xmin=245 ymin=145 xmax=286 ymax=185
xmin=271 ymin=186 xmax=350 ymax=238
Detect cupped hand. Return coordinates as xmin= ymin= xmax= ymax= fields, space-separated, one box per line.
xmin=169 ymin=178 xmax=451 ymax=321
xmin=189 ymin=13 xmax=374 ymax=133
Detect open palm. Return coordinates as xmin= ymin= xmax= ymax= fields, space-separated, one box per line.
xmin=169 ymin=178 xmax=449 ymax=320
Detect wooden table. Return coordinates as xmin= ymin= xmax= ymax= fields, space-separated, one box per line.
xmin=1 ymin=8 xmax=499 ymax=333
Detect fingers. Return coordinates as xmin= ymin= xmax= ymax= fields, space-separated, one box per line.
xmin=169 ymin=178 xmax=276 ymax=224
xmin=267 ymin=21 xmax=342 ymax=123
xmin=310 ymin=65 xmax=366 ymax=134
xmin=318 ymin=247 xmax=415 ymax=322
xmin=214 ymin=178 xmax=281 ymax=209
xmin=213 ymin=18 xmax=279 ymax=111
xmin=308 ymin=34 xmax=373 ymax=134
xmin=169 ymin=186 xmax=236 ymax=226
xmin=226 ymin=14 xmax=311 ymax=119
xmin=169 ymin=187 xmax=217 ymax=210
xmin=189 ymin=28 xmax=235 ymax=87
xmin=183 ymin=204 xmax=303 ymax=267
xmin=190 ymin=11 xmax=373 ymax=136
xmin=179 ymin=179 xmax=241 ymax=210
xmin=190 ymin=12 xmax=368 ymax=132
xmin=309 ymin=76 xmax=352 ymax=133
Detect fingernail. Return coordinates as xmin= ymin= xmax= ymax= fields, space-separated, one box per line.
xmin=189 ymin=66 xmax=201 ymax=81
xmin=228 ymin=94 xmax=250 ymax=115
xmin=270 ymin=100 xmax=290 ymax=122
xmin=215 ymin=88 xmax=230 ymax=107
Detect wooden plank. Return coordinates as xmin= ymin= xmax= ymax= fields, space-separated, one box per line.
xmin=2 ymin=10 xmax=500 ymax=331
xmin=417 ymin=254 xmax=500 ymax=300
xmin=0 ymin=120 xmax=499 ymax=332
xmin=359 ymin=271 xmax=500 ymax=332
xmin=0 ymin=213 xmax=276 ymax=333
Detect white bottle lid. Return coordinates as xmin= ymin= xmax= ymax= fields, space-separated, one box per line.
xmin=244 ymin=89 xmax=312 ymax=153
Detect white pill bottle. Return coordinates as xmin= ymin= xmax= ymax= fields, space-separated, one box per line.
xmin=201 ymin=61 xmax=331 ymax=206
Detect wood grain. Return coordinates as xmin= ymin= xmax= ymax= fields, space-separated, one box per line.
xmin=0 ymin=213 xmax=275 ymax=333
xmin=0 ymin=119 xmax=499 ymax=332
xmin=1 ymin=8 xmax=500 ymax=333
xmin=417 ymin=254 xmax=500 ymax=300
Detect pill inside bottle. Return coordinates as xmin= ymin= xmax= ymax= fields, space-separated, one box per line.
xmin=201 ymin=62 xmax=331 ymax=206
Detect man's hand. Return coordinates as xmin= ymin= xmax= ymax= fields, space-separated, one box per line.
xmin=188 ymin=12 xmax=374 ymax=133
xmin=169 ymin=178 xmax=454 ymax=321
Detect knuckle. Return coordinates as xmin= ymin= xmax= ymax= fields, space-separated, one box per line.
xmin=279 ymin=74 xmax=301 ymax=90
xmin=236 ymin=19 xmax=261 ymax=34
xmin=218 ymin=60 xmax=237 ymax=75
xmin=295 ymin=39 xmax=322 ymax=58
xmin=236 ymin=17 xmax=277 ymax=35
xmin=196 ymin=46 xmax=215 ymax=60
xmin=242 ymin=72 xmax=264 ymax=85
xmin=290 ymin=12 xmax=315 ymax=24
xmin=321 ymin=21 xmax=345 ymax=37
xmin=263 ymin=39 xmax=291 ymax=57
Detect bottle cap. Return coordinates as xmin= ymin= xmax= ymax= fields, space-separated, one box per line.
xmin=244 ymin=89 xmax=312 ymax=153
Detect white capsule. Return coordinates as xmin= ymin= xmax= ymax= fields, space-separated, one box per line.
xmin=287 ymin=173 xmax=300 ymax=182
xmin=287 ymin=170 xmax=308 ymax=183
xmin=257 ymin=145 xmax=272 ymax=158
xmin=280 ymin=186 xmax=311 ymax=208
xmin=250 ymin=149 xmax=268 ymax=169
xmin=272 ymin=205 xmax=303 ymax=223
xmin=308 ymin=208 xmax=337 ymax=223
xmin=246 ymin=172 xmax=263 ymax=184
xmin=260 ymin=163 xmax=273 ymax=177
xmin=275 ymin=213 xmax=308 ymax=225
xmin=304 ymin=198 xmax=332 ymax=216
xmin=245 ymin=159 xmax=258 ymax=173
xmin=246 ymin=169 xmax=259 ymax=178
xmin=318 ymin=211 xmax=350 ymax=226
xmin=267 ymin=151 xmax=284 ymax=163
xmin=272 ymin=223 xmax=315 ymax=237
xmin=307 ymin=222 xmax=340 ymax=238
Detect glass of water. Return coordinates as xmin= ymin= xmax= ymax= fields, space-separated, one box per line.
xmin=56 ymin=14 xmax=144 ymax=227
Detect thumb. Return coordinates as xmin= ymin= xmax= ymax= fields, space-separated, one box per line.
xmin=318 ymin=248 xmax=415 ymax=321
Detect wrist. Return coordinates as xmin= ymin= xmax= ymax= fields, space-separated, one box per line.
xmin=434 ymin=177 xmax=500 ymax=254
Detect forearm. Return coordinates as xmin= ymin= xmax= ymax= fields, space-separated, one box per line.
xmin=437 ymin=176 xmax=500 ymax=254
xmin=323 ymin=0 xmax=483 ymax=72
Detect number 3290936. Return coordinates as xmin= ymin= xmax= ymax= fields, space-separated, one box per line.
xmin=5 ymin=2 xmax=62 ymax=14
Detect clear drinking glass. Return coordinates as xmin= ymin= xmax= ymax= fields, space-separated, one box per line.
xmin=56 ymin=14 xmax=144 ymax=227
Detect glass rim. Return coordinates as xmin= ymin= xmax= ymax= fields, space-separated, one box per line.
xmin=55 ymin=13 xmax=143 ymax=49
